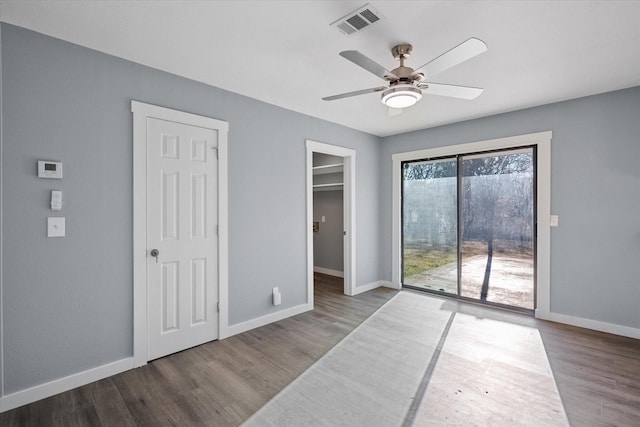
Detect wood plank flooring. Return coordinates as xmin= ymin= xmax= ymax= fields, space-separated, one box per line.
xmin=537 ymin=321 xmax=640 ymax=426
xmin=1 ymin=275 xmax=639 ymax=426
xmin=0 ymin=274 xmax=396 ymax=426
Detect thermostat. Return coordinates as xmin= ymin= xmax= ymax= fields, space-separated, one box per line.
xmin=38 ymin=161 xmax=63 ymax=179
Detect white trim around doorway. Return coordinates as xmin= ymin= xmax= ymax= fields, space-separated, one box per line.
xmin=391 ymin=131 xmax=552 ymax=318
xmin=131 ymin=101 xmax=230 ymax=368
xmin=306 ymin=140 xmax=356 ymax=299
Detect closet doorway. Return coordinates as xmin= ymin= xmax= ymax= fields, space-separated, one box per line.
xmin=306 ymin=140 xmax=355 ymax=299
xmin=313 ymin=152 xmax=344 ymax=279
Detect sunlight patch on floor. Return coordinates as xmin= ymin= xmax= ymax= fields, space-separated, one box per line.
xmin=244 ymin=291 xmax=568 ymax=426
xmin=411 ymin=309 xmax=569 ymax=426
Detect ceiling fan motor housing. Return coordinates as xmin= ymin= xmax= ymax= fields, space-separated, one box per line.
xmin=388 ymin=66 xmax=416 ymax=81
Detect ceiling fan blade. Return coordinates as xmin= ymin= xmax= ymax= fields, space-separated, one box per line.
xmin=412 ymin=38 xmax=487 ymax=78
xmin=339 ymin=51 xmax=399 ymax=81
xmin=322 ymin=86 xmax=387 ymax=101
xmin=419 ymin=82 xmax=484 ymax=99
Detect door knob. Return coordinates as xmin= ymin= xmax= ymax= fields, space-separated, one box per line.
xmin=150 ymin=249 xmax=159 ymax=263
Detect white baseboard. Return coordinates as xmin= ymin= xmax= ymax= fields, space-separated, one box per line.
xmin=352 ymin=281 xmax=381 ymax=295
xmin=313 ymin=267 xmax=344 ymax=278
xmin=380 ymin=280 xmax=402 ymax=290
xmin=536 ymin=310 xmax=640 ymax=340
xmin=0 ymin=357 xmax=134 ymax=413
xmin=351 ymin=280 xmax=401 ymax=296
xmin=224 ymin=303 xmax=313 ymax=338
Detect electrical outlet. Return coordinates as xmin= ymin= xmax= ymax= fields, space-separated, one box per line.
xmin=272 ymin=287 xmax=281 ymax=306
xmin=47 ymin=217 xmax=65 ymax=237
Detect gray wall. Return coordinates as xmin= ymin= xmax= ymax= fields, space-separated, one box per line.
xmin=313 ymin=190 xmax=344 ymax=272
xmin=380 ymin=87 xmax=640 ymax=329
xmin=0 ymin=24 xmax=381 ymax=394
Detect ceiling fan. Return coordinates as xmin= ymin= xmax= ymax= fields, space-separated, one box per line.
xmin=323 ymin=38 xmax=488 ymax=110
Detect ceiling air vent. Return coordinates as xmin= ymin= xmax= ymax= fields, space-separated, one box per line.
xmin=331 ymin=4 xmax=384 ymax=36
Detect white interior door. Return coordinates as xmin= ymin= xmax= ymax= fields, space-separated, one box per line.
xmin=146 ymin=117 xmax=219 ymax=360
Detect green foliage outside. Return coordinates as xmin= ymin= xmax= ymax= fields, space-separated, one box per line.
xmin=403 ymin=246 xmax=457 ymax=277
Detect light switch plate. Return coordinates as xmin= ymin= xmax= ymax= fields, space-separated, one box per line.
xmin=47 ymin=217 xmax=65 ymax=237
xmin=550 ymin=215 xmax=559 ymax=227
xmin=51 ymin=190 xmax=62 ymax=211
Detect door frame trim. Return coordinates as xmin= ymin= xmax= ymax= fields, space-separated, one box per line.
xmin=306 ymin=140 xmax=356 ymax=297
xmin=391 ymin=131 xmax=552 ymax=317
xmin=131 ymin=101 xmax=229 ymax=367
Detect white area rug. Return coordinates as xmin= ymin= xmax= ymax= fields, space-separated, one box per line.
xmin=243 ymin=291 xmax=569 ymax=426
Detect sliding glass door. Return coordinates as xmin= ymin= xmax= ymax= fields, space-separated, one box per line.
xmin=402 ymin=158 xmax=458 ymax=294
xmin=402 ymin=147 xmax=535 ymax=311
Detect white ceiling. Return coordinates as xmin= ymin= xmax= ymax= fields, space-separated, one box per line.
xmin=1 ymin=0 xmax=639 ymax=137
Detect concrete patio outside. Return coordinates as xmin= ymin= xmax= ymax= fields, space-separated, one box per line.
xmin=404 ymin=255 xmax=534 ymax=309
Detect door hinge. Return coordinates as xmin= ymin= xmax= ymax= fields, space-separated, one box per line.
xmin=217 ymin=302 xmax=220 ymax=313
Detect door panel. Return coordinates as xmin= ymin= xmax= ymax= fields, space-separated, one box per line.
xmin=191 ymin=258 xmax=207 ymax=324
xmin=162 ymin=262 xmax=179 ymax=332
xmin=460 ymin=149 xmax=534 ymax=309
xmin=191 ymin=174 xmax=207 ymax=238
xmin=162 ymin=171 xmax=179 ymax=240
xmin=402 ymin=158 xmax=458 ymax=294
xmin=147 ymin=118 xmax=218 ymax=360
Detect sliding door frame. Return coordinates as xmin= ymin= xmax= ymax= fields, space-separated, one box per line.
xmin=400 ymin=147 xmax=536 ymax=312
xmin=392 ymin=131 xmax=552 ymax=318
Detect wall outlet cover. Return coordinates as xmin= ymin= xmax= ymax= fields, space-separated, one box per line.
xmin=272 ymin=287 xmax=281 ymax=306
xmin=47 ymin=217 xmax=65 ymax=237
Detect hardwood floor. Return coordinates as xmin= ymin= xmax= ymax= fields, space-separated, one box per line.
xmin=538 ymin=321 xmax=640 ymax=426
xmin=0 ymin=274 xmax=397 ymax=426
xmin=1 ymin=275 xmax=639 ymax=426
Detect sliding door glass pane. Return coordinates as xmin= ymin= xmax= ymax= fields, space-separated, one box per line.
xmin=460 ymin=149 xmax=534 ymax=309
xmin=402 ymin=159 xmax=458 ymax=294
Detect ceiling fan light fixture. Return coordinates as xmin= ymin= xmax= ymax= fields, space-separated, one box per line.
xmin=381 ymin=85 xmax=422 ymax=108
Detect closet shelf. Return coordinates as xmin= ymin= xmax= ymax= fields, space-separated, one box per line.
xmin=312 ymin=163 xmax=343 ymax=175
xmin=313 ymin=183 xmax=343 ymax=192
